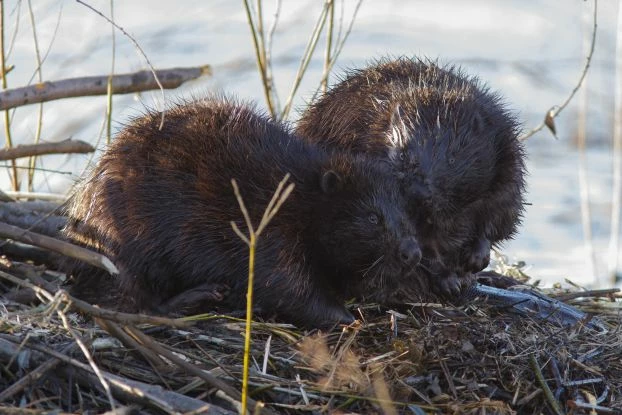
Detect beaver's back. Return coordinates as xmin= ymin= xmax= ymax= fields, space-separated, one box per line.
xmin=296 ymin=57 xmax=526 ymax=289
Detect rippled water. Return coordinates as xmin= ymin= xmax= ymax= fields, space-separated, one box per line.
xmin=3 ymin=0 xmax=621 ymax=287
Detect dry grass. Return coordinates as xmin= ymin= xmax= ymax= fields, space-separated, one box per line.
xmin=0 ymin=254 xmax=620 ymax=415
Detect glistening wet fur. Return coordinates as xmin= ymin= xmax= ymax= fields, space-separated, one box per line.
xmin=296 ymin=56 xmax=527 ymax=296
xmin=62 ymin=95 xmax=428 ymax=327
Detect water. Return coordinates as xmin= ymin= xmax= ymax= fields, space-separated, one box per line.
xmin=3 ymin=0 xmax=621 ymax=287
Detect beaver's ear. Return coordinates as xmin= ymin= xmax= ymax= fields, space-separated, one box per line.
xmin=321 ymin=170 xmax=343 ymax=194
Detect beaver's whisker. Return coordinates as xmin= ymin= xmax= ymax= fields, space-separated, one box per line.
xmin=362 ymin=255 xmax=384 ymax=278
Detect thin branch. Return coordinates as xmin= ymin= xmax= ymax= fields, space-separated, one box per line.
xmin=231 ymin=179 xmax=254 ymax=244
xmin=0 ymin=200 xmax=66 ymax=237
xmin=519 ymin=0 xmax=598 ymax=141
xmin=607 ymin=0 xmax=622 ymax=285
xmin=529 ymin=354 xmax=564 ymax=415
xmin=0 ymin=221 xmax=118 ymax=274
xmin=26 ymin=0 xmax=45 ymax=192
xmin=57 ymin=305 xmax=117 ymax=411
xmin=0 ymin=342 xmax=74 ymax=402
xmin=0 ymin=65 xmax=211 ymax=111
xmin=309 ymin=0 xmax=363 ymax=104
xmin=577 ymin=2 xmax=597 ymax=283
xmin=280 ymin=2 xmax=330 ymax=120
xmin=0 ymin=138 xmax=94 ymax=161
xmin=243 ymin=0 xmax=277 ymax=117
xmin=321 ymin=0 xmax=335 ymax=93
xmin=106 ymin=0 xmax=116 ymax=144
xmin=75 ymin=0 xmax=168 ymax=128
xmin=1 ymin=191 xmax=66 ymax=201
xmin=230 ymin=175 xmax=293 ymax=415
xmin=124 ymin=326 xmax=269 ymax=414
xmin=265 ymin=0 xmax=282 ymax=111
xmin=0 ymin=1 xmax=19 ymax=191
xmin=4 ymin=0 xmax=21 ymax=60
xmin=0 ymin=335 xmax=234 ymax=414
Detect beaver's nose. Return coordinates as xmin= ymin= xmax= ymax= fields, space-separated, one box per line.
xmin=399 ymin=237 xmax=422 ymax=266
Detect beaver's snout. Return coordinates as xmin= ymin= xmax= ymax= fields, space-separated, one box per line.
xmin=399 ymin=237 xmax=422 ymax=267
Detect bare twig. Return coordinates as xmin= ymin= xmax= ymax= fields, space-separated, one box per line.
xmin=65 ymin=291 xmax=191 ymax=329
xmin=95 ymin=319 xmax=168 ymax=369
xmin=0 ymin=342 xmax=74 ymax=402
xmin=0 ymin=199 xmax=66 ymax=236
xmin=529 ymin=354 xmax=564 ymax=415
xmin=106 ymin=0 xmax=116 ymax=144
xmin=0 ymin=65 xmax=211 ymax=111
xmin=230 ymin=174 xmax=294 ymax=415
xmin=243 ymin=0 xmax=277 ymax=117
xmin=265 ymin=0 xmax=282 ymax=111
xmin=1 ymin=191 xmax=66 ymax=201
xmin=57 ymin=304 xmax=117 ymax=411
xmin=26 ymin=0 xmax=45 ymax=192
xmin=309 ymin=0 xmax=363 ymax=104
xmin=0 ymin=221 xmax=118 ymax=274
xmin=519 ymin=0 xmax=598 ymax=141
xmin=124 ymin=326 xmax=266 ymax=414
xmin=321 ymin=0 xmax=335 ymax=93
xmin=0 ymin=138 xmax=94 ymax=161
xmin=280 ymin=2 xmax=330 ymax=120
xmin=0 ymin=1 xmax=19 ymax=191
xmin=75 ymin=0 xmax=169 ymax=128
xmin=0 ymin=336 xmax=234 ymax=414
xmin=577 ymin=2 xmax=597 ymax=283
xmin=607 ymin=0 xmax=622 ymax=285
xmin=0 ymin=269 xmax=191 ymax=328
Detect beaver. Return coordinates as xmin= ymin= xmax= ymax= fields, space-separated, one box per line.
xmin=62 ymin=96 xmax=427 ymax=327
xmin=296 ymin=57 xmax=526 ymax=296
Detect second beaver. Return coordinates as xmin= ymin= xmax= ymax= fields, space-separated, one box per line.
xmin=296 ymin=57 xmax=526 ymax=295
xmin=62 ymin=96 xmax=426 ymax=327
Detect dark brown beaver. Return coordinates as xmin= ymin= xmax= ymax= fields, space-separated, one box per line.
xmin=62 ymin=96 xmax=426 ymax=328
xmin=296 ymin=57 xmax=526 ymax=296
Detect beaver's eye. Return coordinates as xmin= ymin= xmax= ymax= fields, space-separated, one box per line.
xmin=426 ymin=217 xmax=433 ymax=225
xmin=368 ymin=213 xmax=380 ymax=225
xmin=399 ymin=151 xmax=406 ymax=161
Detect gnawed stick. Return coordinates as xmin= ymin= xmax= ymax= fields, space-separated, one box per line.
xmin=0 ymin=201 xmax=66 ymax=237
xmin=0 ymin=65 xmax=212 ymax=111
xmin=0 ymin=336 xmax=235 ymax=415
xmin=0 ymin=221 xmax=117 ymax=274
xmin=0 ymin=139 xmax=94 ymax=161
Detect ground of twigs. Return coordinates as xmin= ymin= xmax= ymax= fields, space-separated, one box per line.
xmin=1 ymin=253 xmax=621 ymax=415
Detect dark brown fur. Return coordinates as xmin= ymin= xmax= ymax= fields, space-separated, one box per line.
xmin=62 ymin=96 xmax=426 ymax=327
xmin=296 ymin=57 xmax=526 ymax=295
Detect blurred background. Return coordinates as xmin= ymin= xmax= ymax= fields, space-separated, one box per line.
xmin=2 ymin=0 xmax=621 ymax=288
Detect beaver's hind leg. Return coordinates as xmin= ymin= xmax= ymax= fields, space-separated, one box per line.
xmin=156 ymin=282 xmax=231 ymax=316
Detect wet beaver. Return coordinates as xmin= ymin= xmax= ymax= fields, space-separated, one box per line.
xmin=62 ymin=96 xmax=426 ymax=327
xmin=296 ymin=57 xmax=526 ymax=295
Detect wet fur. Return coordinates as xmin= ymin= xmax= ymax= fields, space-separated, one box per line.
xmin=296 ymin=57 xmax=526 ymax=295
xmin=62 ymin=96 xmax=425 ymax=327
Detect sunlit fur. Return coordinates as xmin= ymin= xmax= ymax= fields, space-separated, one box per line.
xmin=62 ymin=96 xmax=426 ymax=327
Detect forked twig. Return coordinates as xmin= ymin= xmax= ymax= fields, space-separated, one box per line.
xmin=519 ymin=0 xmax=598 ymax=141
xmin=230 ymin=174 xmax=294 ymax=414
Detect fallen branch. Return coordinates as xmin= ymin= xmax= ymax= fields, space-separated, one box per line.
xmin=0 ymin=201 xmax=66 ymax=237
xmin=0 ymin=342 xmax=75 ymax=402
xmin=0 ymin=336 xmax=235 ymax=415
xmin=0 ymin=139 xmax=94 ymax=161
xmin=0 ymin=221 xmax=117 ymax=274
xmin=0 ymin=269 xmax=189 ymax=329
xmin=1 ymin=192 xmax=66 ymax=202
xmin=519 ymin=0 xmax=597 ymax=141
xmin=0 ymin=65 xmax=212 ymax=111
